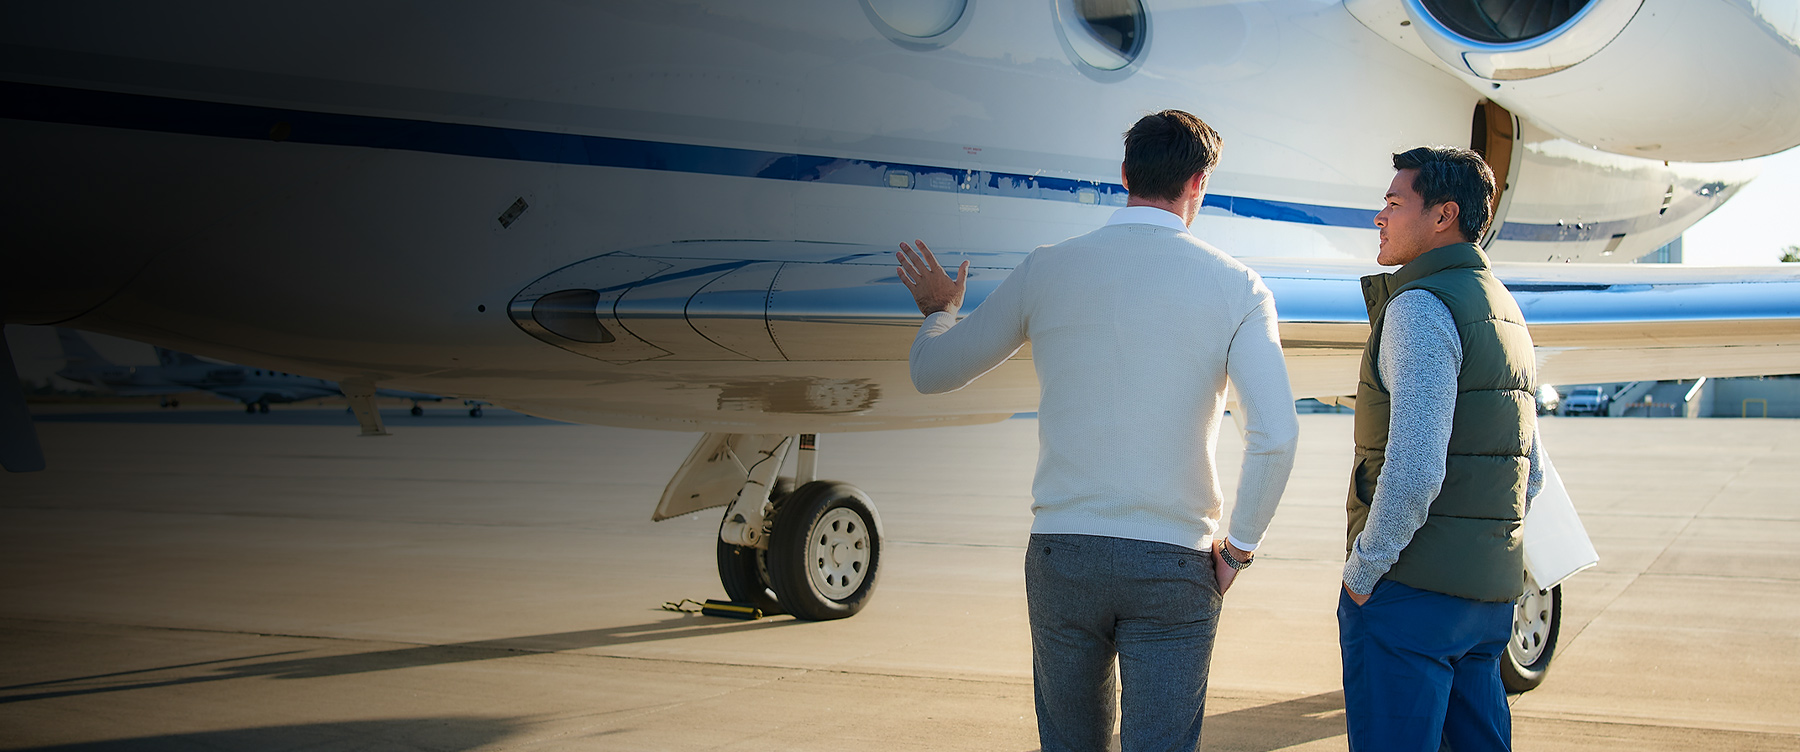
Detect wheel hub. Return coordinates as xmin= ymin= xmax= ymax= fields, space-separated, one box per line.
xmin=1509 ymin=588 xmax=1552 ymax=665
xmin=808 ymin=507 xmax=870 ymax=600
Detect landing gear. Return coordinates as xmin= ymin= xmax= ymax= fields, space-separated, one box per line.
xmin=410 ymin=405 xmax=424 ymax=416
xmin=713 ymin=478 xmax=882 ymax=621
xmin=667 ymin=433 xmax=883 ymax=621
xmin=257 ymin=401 xmax=270 ymax=414
xmin=764 ymin=481 xmax=881 ymax=621
xmin=1502 ymin=585 xmax=1561 ymax=693
xmin=717 ymin=479 xmax=791 ymax=616
xmin=469 ymin=406 xmax=483 ymax=417
xmin=244 ymin=402 xmax=256 ymax=414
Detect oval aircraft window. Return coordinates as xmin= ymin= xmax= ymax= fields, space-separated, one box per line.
xmin=1054 ymin=0 xmax=1147 ymax=76
xmin=862 ymin=0 xmax=972 ymax=49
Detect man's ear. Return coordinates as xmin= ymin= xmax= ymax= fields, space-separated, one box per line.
xmin=1435 ymin=201 xmax=1461 ymax=233
xmin=1120 ymin=162 xmax=1130 ymax=192
xmin=1189 ymin=171 xmax=1208 ymax=193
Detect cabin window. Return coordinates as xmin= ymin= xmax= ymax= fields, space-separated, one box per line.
xmin=862 ymin=0 xmax=971 ymax=49
xmin=1055 ymin=0 xmax=1147 ymax=77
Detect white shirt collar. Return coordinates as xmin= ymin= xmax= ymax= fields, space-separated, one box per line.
xmin=1105 ymin=205 xmax=1190 ymax=234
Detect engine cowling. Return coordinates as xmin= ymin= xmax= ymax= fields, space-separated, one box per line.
xmin=1348 ymin=0 xmax=1800 ymax=162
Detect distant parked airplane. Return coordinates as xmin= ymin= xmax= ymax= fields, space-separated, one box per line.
xmin=52 ymin=328 xmax=193 ymax=404
xmin=56 ymin=329 xmax=468 ymax=415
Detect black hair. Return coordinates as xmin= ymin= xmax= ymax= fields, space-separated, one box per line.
xmin=1392 ymin=146 xmax=1495 ymax=242
xmin=1123 ymin=110 xmax=1223 ymax=203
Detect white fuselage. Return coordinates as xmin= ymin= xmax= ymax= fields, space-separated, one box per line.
xmin=3 ymin=0 xmax=1795 ymax=431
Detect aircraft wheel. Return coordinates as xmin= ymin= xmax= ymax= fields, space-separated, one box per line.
xmin=766 ymin=481 xmax=882 ymax=621
xmin=410 ymin=405 xmax=424 ymax=416
xmin=715 ymin=478 xmax=792 ymax=616
xmin=1502 ymin=585 xmax=1560 ymax=693
xmin=469 ymin=406 xmax=483 ymax=417
xmin=244 ymin=403 xmax=256 ymax=414
xmin=257 ymin=402 xmax=270 ymax=414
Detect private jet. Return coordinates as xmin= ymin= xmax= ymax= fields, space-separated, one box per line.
xmin=5 ymin=0 xmax=1800 ymax=692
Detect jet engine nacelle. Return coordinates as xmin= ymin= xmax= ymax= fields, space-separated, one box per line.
xmin=1349 ymin=0 xmax=1800 ymax=162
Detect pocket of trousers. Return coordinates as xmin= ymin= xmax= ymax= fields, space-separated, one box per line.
xmin=1139 ymin=552 xmax=1220 ymax=618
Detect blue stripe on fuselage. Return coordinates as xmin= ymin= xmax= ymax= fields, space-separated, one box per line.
xmin=3 ymin=80 xmax=1627 ymax=239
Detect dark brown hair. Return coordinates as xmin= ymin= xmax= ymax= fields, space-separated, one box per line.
xmin=1123 ymin=110 xmax=1222 ymax=203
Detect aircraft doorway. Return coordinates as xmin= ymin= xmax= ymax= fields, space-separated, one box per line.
xmin=1471 ymin=100 xmax=1519 ymax=248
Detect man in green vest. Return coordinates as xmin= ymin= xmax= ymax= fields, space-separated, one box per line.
xmin=1339 ymin=146 xmax=1543 ymax=751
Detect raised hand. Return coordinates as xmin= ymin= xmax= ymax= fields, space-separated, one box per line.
xmin=897 ymin=239 xmax=971 ymax=316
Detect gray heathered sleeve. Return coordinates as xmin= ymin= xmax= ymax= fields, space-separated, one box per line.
xmin=1343 ymin=290 xmax=1460 ymax=595
xmin=1525 ymin=425 xmax=1543 ymax=515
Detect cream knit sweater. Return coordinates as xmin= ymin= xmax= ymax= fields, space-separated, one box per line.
xmin=910 ymin=207 xmax=1299 ymax=552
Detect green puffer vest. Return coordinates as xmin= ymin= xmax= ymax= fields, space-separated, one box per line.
xmin=1347 ymin=242 xmax=1536 ymax=603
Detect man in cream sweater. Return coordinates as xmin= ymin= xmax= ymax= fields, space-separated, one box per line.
xmin=898 ymin=110 xmax=1299 ymax=751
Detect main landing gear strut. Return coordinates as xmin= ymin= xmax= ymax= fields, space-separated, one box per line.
xmin=655 ymin=433 xmax=882 ymax=621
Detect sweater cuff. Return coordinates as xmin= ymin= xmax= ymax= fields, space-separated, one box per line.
xmin=1342 ymin=546 xmax=1386 ymax=595
xmin=1225 ymin=534 xmax=1259 ymax=553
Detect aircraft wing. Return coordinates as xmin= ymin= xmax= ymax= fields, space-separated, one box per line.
xmin=372 ymin=387 xmax=445 ymax=402
xmin=204 ymin=386 xmax=339 ymax=405
xmin=500 ymin=244 xmax=1800 ymax=430
xmin=106 ymin=385 xmax=201 ymax=398
xmin=1253 ymin=258 xmax=1800 ymax=397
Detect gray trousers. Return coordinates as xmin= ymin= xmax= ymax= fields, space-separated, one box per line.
xmin=1026 ymin=533 xmax=1223 ymax=752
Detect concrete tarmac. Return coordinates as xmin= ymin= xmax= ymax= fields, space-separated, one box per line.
xmin=1 ymin=407 xmax=1796 ymax=750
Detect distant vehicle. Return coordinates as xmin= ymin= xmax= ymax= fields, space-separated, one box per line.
xmin=1561 ymin=387 xmax=1611 ymax=417
xmin=1536 ymin=385 xmax=1561 ymax=416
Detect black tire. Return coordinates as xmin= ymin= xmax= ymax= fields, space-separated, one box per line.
xmin=257 ymin=402 xmax=270 ymax=414
xmin=469 ymin=407 xmax=483 ymax=417
xmin=766 ymin=480 xmax=882 ymax=621
xmin=1502 ymin=585 xmax=1561 ymax=693
xmin=715 ymin=478 xmax=794 ymax=616
xmin=717 ymin=542 xmax=783 ymax=616
xmin=410 ymin=405 xmax=424 ymax=416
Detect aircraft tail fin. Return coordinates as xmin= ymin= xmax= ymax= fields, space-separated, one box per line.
xmin=54 ymin=328 xmax=113 ymax=367
xmin=154 ymin=347 xmax=208 ymax=368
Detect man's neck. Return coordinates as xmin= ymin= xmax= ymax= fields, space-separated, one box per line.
xmin=1125 ymin=196 xmax=1198 ymax=226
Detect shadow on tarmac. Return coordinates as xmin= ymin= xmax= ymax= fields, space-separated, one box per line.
xmin=6 ymin=717 xmax=522 ymax=751
xmin=1199 ymin=691 xmax=1347 ymax=751
xmin=1038 ymin=691 xmax=1348 ymax=752
xmin=0 ymin=614 xmax=801 ymax=706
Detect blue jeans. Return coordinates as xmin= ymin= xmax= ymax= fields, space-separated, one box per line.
xmin=1338 ymin=579 xmax=1513 ymax=752
xmin=1026 ymin=534 xmax=1221 ymax=752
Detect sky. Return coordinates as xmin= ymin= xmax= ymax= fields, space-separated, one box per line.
xmin=1680 ymin=145 xmax=1800 ymax=265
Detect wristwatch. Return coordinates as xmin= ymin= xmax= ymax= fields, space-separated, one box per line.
xmin=1217 ymin=541 xmax=1252 ymax=571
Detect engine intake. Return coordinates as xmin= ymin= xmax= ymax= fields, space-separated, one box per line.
xmin=1424 ymin=0 xmax=1595 ymax=45
xmin=1408 ymin=0 xmax=1641 ymax=80
xmin=1350 ymin=0 xmax=1800 ymax=161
